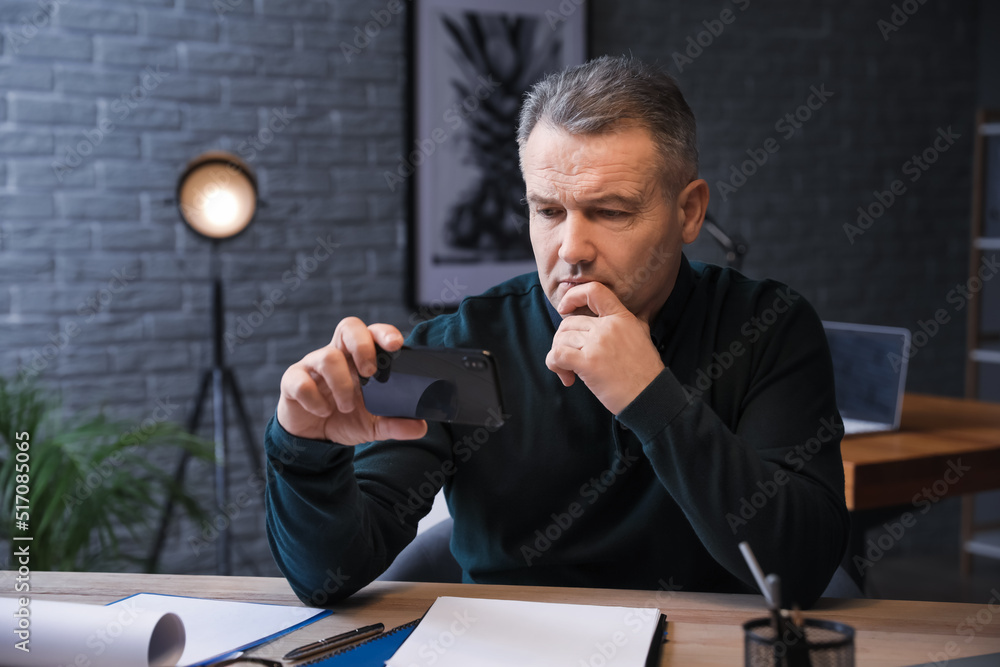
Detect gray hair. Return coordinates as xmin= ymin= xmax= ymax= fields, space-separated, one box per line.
xmin=517 ymin=55 xmax=698 ymax=196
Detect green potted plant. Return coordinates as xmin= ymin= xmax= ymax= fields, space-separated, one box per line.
xmin=0 ymin=375 xmax=212 ymax=572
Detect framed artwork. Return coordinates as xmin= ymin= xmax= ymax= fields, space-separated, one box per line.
xmin=408 ymin=0 xmax=587 ymax=310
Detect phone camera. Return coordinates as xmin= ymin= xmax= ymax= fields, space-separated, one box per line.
xmin=463 ymin=357 xmax=486 ymax=370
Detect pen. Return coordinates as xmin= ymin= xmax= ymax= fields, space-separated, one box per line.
xmin=283 ymin=622 xmax=385 ymax=661
xmin=738 ymin=541 xmax=775 ymax=608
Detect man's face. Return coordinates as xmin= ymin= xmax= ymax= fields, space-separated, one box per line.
xmin=522 ymin=122 xmax=703 ymax=323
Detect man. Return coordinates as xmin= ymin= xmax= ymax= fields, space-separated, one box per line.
xmin=265 ymin=55 xmax=849 ymax=608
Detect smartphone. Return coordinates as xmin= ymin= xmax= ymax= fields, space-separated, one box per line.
xmin=360 ymin=345 xmax=505 ymax=427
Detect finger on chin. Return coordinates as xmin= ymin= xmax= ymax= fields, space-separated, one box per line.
xmin=559 ymin=281 xmax=624 ymax=318
xmin=557 ymin=285 xmax=592 ymax=314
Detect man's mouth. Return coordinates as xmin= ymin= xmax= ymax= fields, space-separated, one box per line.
xmin=559 ymin=279 xmax=599 ymax=288
xmin=555 ymin=280 xmax=603 ymax=317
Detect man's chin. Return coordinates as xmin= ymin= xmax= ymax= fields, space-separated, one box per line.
xmin=562 ymin=305 xmax=597 ymax=318
xmin=551 ymin=283 xmax=603 ymax=318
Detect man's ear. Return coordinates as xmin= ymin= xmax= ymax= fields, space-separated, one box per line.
xmin=676 ymin=179 xmax=710 ymax=244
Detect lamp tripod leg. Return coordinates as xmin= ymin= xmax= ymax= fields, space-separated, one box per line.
xmin=225 ymin=369 xmax=264 ymax=475
xmin=146 ymin=369 xmax=213 ymax=573
xmin=212 ymin=367 xmax=229 ymax=575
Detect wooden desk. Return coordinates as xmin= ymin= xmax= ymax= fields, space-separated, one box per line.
xmin=840 ymin=393 xmax=1000 ymax=511
xmin=19 ymin=571 xmax=1000 ymax=666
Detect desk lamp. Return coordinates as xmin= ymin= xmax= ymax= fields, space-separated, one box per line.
xmin=702 ymin=211 xmax=749 ymax=271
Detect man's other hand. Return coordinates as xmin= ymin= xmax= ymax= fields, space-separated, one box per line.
xmin=546 ymin=282 xmax=665 ymax=414
xmin=277 ymin=317 xmax=429 ymax=445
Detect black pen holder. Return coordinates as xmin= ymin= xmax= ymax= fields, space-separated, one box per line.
xmin=743 ymin=617 xmax=855 ymax=667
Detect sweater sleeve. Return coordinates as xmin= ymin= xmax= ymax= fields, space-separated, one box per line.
xmin=263 ymin=413 xmax=454 ymax=606
xmin=616 ymin=291 xmax=849 ymax=609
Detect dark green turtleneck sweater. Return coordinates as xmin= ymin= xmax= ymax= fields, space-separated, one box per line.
xmin=264 ymin=256 xmax=849 ymax=608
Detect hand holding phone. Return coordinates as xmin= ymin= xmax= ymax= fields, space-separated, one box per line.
xmin=361 ymin=346 xmax=504 ymax=427
xmin=277 ymin=320 xmax=431 ymax=445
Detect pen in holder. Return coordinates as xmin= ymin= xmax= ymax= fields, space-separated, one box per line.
xmin=738 ymin=542 xmax=855 ymax=667
xmin=743 ymin=616 xmax=854 ymax=667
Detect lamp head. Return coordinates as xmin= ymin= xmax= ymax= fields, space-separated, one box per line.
xmin=177 ymin=151 xmax=257 ymax=240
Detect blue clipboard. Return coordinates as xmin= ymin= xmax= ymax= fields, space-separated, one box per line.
xmin=299 ymin=620 xmax=419 ymax=666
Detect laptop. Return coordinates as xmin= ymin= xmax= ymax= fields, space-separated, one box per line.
xmin=822 ymin=321 xmax=911 ymax=436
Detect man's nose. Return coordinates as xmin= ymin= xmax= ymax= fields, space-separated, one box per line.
xmin=557 ymin=213 xmax=596 ymax=266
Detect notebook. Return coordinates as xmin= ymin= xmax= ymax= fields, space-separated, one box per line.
xmin=822 ymin=321 xmax=911 ymax=436
xmin=385 ymin=596 xmax=665 ymax=667
xmin=904 ymin=652 xmax=1000 ymax=666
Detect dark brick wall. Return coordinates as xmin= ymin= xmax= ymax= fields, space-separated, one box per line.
xmin=0 ymin=0 xmax=987 ymax=576
xmin=592 ymin=0 xmax=979 ymax=398
xmin=0 ymin=0 xmax=409 ymax=576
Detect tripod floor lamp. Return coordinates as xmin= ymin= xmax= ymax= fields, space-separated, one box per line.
xmin=148 ymin=151 xmax=263 ymax=575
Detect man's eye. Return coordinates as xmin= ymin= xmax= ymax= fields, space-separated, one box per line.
xmin=536 ymin=208 xmax=561 ymax=218
xmin=599 ymin=210 xmax=627 ymax=220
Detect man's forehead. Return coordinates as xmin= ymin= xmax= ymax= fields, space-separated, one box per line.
xmin=524 ymin=188 xmax=647 ymax=207
xmin=523 ymin=158 xmax=662 ymax=206
xmin=522 ymin=123 xmax=663 ymax=178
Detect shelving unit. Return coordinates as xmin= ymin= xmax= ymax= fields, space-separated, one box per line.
xmin=961 ymin=109 xmax=1000 ymax=575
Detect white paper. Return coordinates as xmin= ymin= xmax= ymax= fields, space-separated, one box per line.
xmin=109 ymin=593 xmax=328 ymax=666
xmin=386 ymin=596 xmax=662 ymax=667
xmin=0 ymin=593 xmax=328 ymax=667
xmin=0 ymin=597 xmax=185 ymax=667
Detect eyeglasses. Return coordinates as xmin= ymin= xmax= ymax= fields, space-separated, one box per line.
xmin=205 ymin=656 xmax=282 ymax=667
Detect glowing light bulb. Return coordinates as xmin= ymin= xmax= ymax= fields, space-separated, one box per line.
xmin=178 ymin=153 xmax=257 ymax=239
xmin=202 ymin=188 xmax=239 ymax=230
